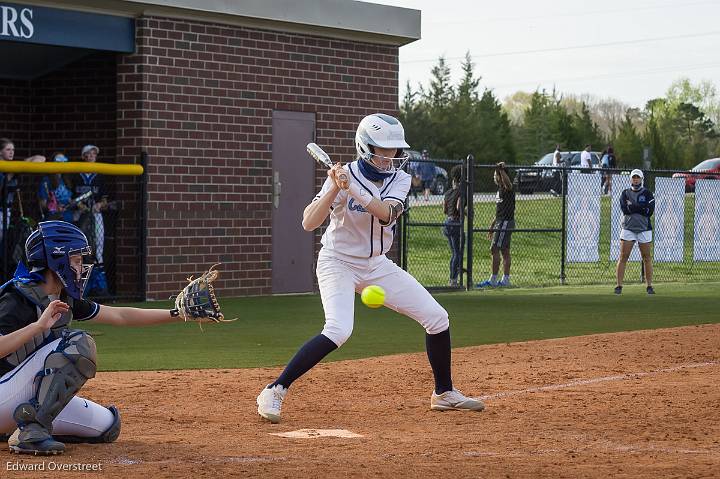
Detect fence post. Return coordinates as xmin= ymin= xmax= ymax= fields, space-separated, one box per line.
xmin=139 ymin=151 xmax=149 ymax=300
xmin=465 ymin=154 xmax=474 ymax=291
xmin=560 ymin=167 xmax=567 ymax=285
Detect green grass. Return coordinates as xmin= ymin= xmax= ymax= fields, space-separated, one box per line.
xmin=406 ymin=194 xmax=720 ymax=287
xmin=84 ymin=283 xmax=720 ymax=371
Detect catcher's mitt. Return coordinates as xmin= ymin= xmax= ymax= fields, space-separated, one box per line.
xmin=170 ymin=264 xmax=234 ymax=325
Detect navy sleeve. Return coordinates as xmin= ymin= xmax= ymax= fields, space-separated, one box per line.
xmin=619 ymin=190 xmax=632 ymax=215
xmin=0 ymin=305 xmax=22 ymax=336
xmin=0 ymin=293 xmax=33 ymax=335
xmin=645 ymin=190 xmax=655 ymax=217
xmin=72 ymin=299 xmax=100 ymax=322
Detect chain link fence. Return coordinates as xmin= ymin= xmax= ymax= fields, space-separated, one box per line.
xmin=400 ymin=157 xmax=720 ymax=290
xmin=1 ymin=165 xmax=145 ymax=301
xmin=399 ymin=157 xmax=465 ymax=289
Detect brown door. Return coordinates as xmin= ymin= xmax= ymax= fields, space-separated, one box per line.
xmin=271 ymin=110 xmax=316 ymax=293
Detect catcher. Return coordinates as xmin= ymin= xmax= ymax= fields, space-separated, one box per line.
xmin=0 ymin=220 xmax=228 ymax=455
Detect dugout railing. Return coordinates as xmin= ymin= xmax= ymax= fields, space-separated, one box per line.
xmin=399 ymin=158 xmax=720 ymax=290
xmin=1 ymin=158 xmax=146 ymax=302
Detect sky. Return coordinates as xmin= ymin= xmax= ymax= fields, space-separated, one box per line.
xmin=365 ymin=0 xmax=720 ymax=108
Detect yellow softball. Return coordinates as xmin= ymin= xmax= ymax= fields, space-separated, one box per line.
xmin=361 ymin=285 xmax=385 ymax=309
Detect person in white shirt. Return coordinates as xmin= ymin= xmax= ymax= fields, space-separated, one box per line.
xmin=580 ymin=144 xmax=593 ymax=172
xmin=256 ymin=114 xmax=484 ymax=423
xmin=552 ymin=144 xmax=561 ymax=167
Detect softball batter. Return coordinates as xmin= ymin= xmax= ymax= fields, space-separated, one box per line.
xmin=257 ymin=113 xmax=484 ymax=423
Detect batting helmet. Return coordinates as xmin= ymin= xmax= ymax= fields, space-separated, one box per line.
xmin=25 ymin=220 xmax=94 ymax=300
xmin=355 ymin=113 xmax=410 ymax=177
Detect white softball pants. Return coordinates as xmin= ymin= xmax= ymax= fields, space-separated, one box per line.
xmin=0 ymin=338 xmax=114 ymax=436
xmin=318 ymin=248 xmax=449 ymax=347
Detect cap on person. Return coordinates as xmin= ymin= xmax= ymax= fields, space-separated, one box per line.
xmin=630 ymin=169 xmax=643 ymax=179
xmin=81 ymin=145 xmax=99 ymax=156
xmin=53 ymin=154 xmax=69 ymax=162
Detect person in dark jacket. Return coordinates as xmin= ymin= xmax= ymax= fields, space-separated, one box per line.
xmin=477 ymin=162 xmax=516 ymax=288
xmin=418 ymin=150 xmax=435 ymax=201
xmin=442 ymin=165 xmax=464 ymax=287
xmin=615 ymin=169 xmax=655 ymax=295
xmin=600 ymin=145 xmax=617 ymax=195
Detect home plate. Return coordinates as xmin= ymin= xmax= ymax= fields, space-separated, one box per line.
xmin=270 ymin=429 xmax=363 ymax=439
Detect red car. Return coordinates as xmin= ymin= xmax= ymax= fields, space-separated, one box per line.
xmin=672 ymin=158 xmax=720 ymax=192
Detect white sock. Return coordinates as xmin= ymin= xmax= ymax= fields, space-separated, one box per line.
xmin=502 ymin=275 xmax=510 ymax=283
xmin=489 ymin=274 xmax=497 ymax=284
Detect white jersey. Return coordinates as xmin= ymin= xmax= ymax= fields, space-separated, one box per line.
xmin=314 ymin=160 xmax=411 ymax=258
xmin=580 ymin=150 xmax=592 ymax=168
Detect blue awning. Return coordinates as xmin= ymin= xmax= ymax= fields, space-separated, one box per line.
xmin=0 ymin=2 xmax=134 ymax=53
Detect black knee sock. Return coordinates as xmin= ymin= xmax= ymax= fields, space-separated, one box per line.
xmin=271 ymin=334 xmax=338 ymax=389
xmin=426 ymin=328 xmax=453 ymax=394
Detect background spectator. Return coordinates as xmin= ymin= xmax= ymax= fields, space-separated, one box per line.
xmin=552 ymin=144 xmax=561 ymax=166
xmin=1 ymin=139 xmax=45 ymax=275
xmin=442 ymin=165 xmax=464 ymax=287
xmin=418 ymin=149 xmax=435 ymax=201
xmin=580 ymin=144 xmax=592 ymax=172
xmin=76 ymin=144 xmax=109 ymax=296
xmin=615 ymin=169 xmax=655 ymax=295
xmin=477 ymin=162 xmax=516 ymax=288
xmin=38 ymin=153 xmax=75 ymax=222
xmin=600 ymin=145 xmax=617 ymax=195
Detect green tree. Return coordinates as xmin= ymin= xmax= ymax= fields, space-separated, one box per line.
xmin=641 ymin=97 xmax=718 ymax=169
xmin=399 ymin=80 xmax=431 ymax=151
xmin=474 ymin=89 xmax=515 ymax=164
xmin=613 ymin=111 xmax=644 ymax=167
xmin=572 ymin=102 xmax=605 ymax=151
xmin=666 ymin=78 xmax=720 ymax=128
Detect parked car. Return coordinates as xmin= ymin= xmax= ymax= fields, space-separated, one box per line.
xmin=514 ymin=151 xmax=601 ymax=194
xmin=405 ymin=150 xmax=448 ymax=195
xmin=672 ymin=158 xmax=720 ymax=192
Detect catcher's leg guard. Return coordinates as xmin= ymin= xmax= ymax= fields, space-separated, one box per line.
xmin=12 ymin=330 xmax=96 ymax=454
xmin=55 ymin=406 xmax=121 ymax=444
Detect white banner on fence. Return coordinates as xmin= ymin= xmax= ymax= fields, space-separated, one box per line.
xmin=654 ymin=177 xmax=685 ymax=262
xmin=567 ymin=173 xmax=600 ymax=263
xmin=610 ymin=175 xmax=641 ymax=261
xmin=694 ymin=179 xmax=720 ymax=262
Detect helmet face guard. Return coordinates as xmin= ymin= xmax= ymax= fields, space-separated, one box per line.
xmin=363 ymin=148 xmax=411 ymax=174
xmin=25 ymin=220 xmax=94 ymax=300
xmin=48 ymin=244 xmax=94 ymax=300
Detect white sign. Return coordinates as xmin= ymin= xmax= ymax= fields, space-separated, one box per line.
xmin=654 ymin=177 xmax=685 ymax=262
xmin=694 ymin=180 xmax=720 ymax=262
xmin=567 ymin=173 xmax=601 ymax=263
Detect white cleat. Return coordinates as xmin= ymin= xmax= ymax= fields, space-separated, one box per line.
xmin=257 ymin=384 xmax=287 ymax=424
xmin=430 ymin=388 xmax=485 ymax=412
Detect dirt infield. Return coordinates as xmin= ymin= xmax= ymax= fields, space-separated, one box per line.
xmin=3 ymin=324 xmax=719 ymax=478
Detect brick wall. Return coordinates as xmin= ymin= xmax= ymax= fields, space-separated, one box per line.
xmin=0 ymin=54 xmax=143 ymax=298
xmin=118 ymin=16 xmax=401 ymax=299
xmin=29 ymin=54 xmax=117 ymax=162
xmin=0 ymin=81 xmax=31 ymax=157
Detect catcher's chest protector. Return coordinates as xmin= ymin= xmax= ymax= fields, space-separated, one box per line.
xmin=1 ymin=281 xmax=74 ymax=367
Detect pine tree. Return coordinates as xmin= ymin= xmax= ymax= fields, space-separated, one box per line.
xmin=614 ymin=111 xmax=644 ymax=167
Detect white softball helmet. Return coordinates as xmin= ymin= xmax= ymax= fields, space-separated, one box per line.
xmin=355 ymin=113 xmax=410 ymax=172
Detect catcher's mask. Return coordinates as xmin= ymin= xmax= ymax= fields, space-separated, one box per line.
xmin=25 ymin=220 xmax=93 ymax=300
